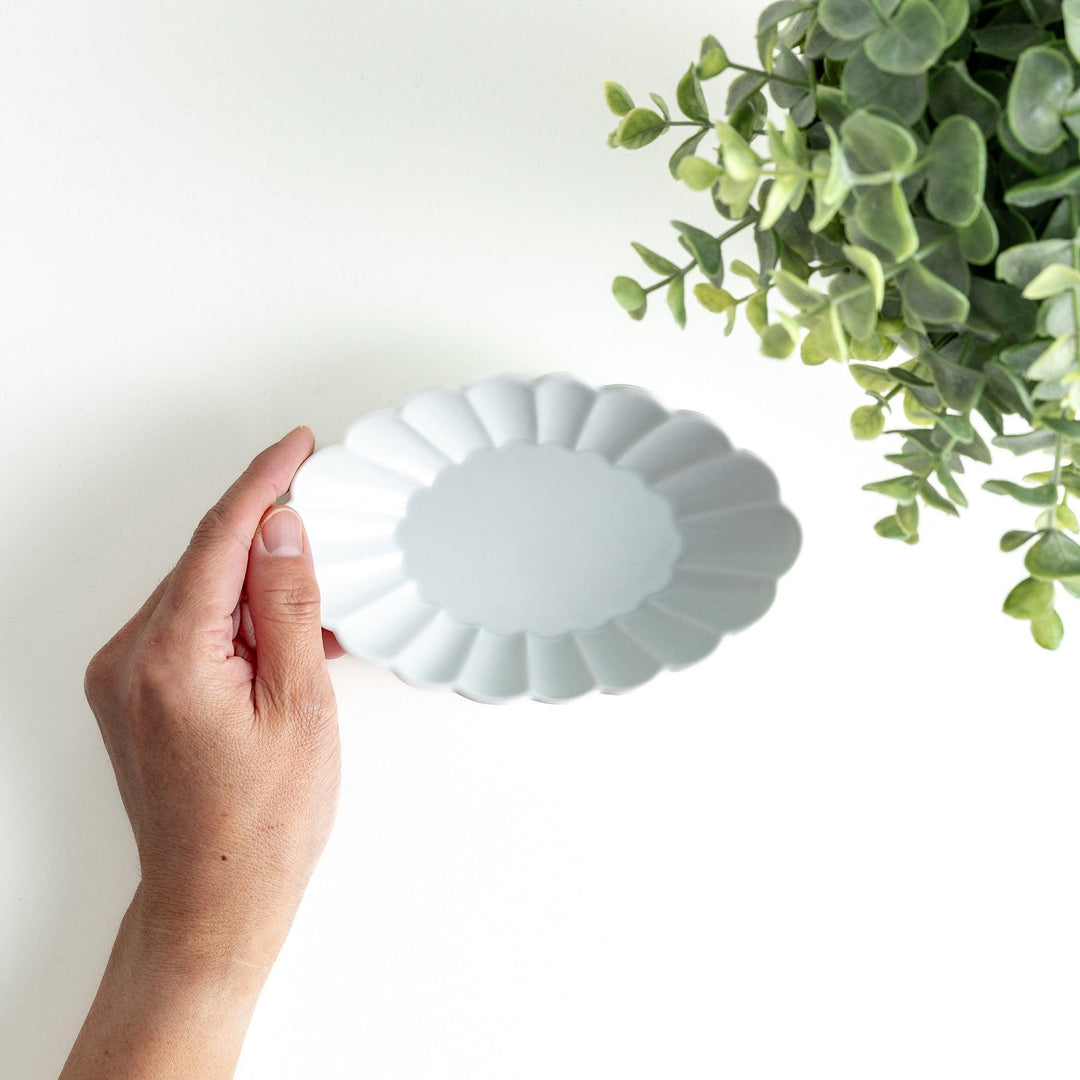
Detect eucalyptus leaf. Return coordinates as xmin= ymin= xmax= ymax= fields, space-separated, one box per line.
xmin=667 ymin=275 xmax=687 ymax=329
xmin=864 ymin=0 xmax=947 ymax=75
xmin=1023 ymin=264 xmax=1080 ymax=300
xmin=897 ymin=261 xmax=970 ymax=324
xmin=1042 ymin=416 xmax=1080 ymax=439
xmin=1031 ymin=609 xmax=1064 ymax=649
xmin=922 ymin=349 xmax=983 ymax=410
xmin=925 ymin=115 xmax=986 ymax=227
xmin=1027 ymin=334 xmax=1079 ymax=381
xmin=863 ymin=475 xmax=921 ymax=502
xmin=649 ymin=92 xmax=671 ymax=121
xmin=668 ymin=128 xmax=708 ymax=180
xmin=1004 ymin=165 xmax=1080 ymax=208
xmin=613 ymin=276 xmax=647 ymax=311
xmin=677 ymin=63 xmax=710 ymax=123
xmin=1006 ymin=46 xmax=1073 ymax=155
xmin=605 ymin=82 xmax=635 ymax=116
xmin=830 ymin=271 xmax=879 ymax=339
xmin=694 ymin=283 xmax=736 ymax=312
xmin=840 ymin=109 xmax=919 ymax=174
xmin=1001 ymin=530 xmax=1038 ymax=551
xmin=1026 ymin=529 xmax=1080 ymax=577
xmin=971 ymin=24 xmax=1053 ymax=59
xmin=1003 ymin=576 xmax=1055 ymax=618
xmin=1064 ymin=0 xmax=1080 ymax=64
xmin=996 ymin=240 xmax=1072 ymax=290
xmin=992 ymin=430 xmax=1058 ymax=454
xmin=842 ymin=245 xmax=885 ymax=308
xmin=983 ymin=479 xmax=1059 ymax=505
xmin=631 ymin=242 xmax=680 ymax=276
xmin=842 ymin=47 xmax=928 ymax=124
xmin=818 ymin=0 xmax=891 ymax=40
xmin=956 ymin=205 xmax=999 ymax=265
xmin=615 ymin=108 xmax=668 ymax=149
xmin=671 ymin=221 xmax=724 ymax=283
xmin=929 ymin=61 xmax=1001 ymax=137
xmin=854 ymin=182 xmax=919 ymax=260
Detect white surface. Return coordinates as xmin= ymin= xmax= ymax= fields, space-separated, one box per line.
xmin=289 ymin=372 xmax=798 ymax=702
xmin=0 ymin=1 xmax=1078 ymax=1077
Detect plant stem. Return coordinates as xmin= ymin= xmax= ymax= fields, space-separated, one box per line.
xmin=1050 ymin=435 xmax=1064 ymax=530
xmin=641 ymin=216 xmax=757 ymax=295
xmin=727 ymin=62 xmax=809 ymax=89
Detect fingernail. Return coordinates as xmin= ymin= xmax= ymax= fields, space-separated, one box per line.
xmin=262 ymin=507 xmax=304 ymax=556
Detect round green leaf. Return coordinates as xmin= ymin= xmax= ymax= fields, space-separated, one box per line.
xmin=851 ymin=403 xmax=885 ymax=439
xmin=1031 ymin=609 xmax=1064 ymax=649
xmin=841 ymin=48 xmax=927 ymax=125
xmin=830 ymin=272 xmax=878 ymax=339
xmin=1006 ymin=46 xmax=1073 ymax=155
xmin=854 ymin=182 xmax=919 ymax=260
xmin=956 ymin=204 xmax=999 ymax=265
xmin=840 ymin=109 xmax=919 ymax=175
xmin=693 ymin=283 xmax=735 ymax=312
xmin=761 ymin=322 xmax=797 ymax=358
xmin=615 ymin=108 xmax=668 ymax=150
xmin=612 ymin=276 xmax=647 ymax=312
xmin=668 ymin=129 xmax=708 ymax=180
xmin=1025 ymin=529 xmax=1080 ymax=578
xmin=698 ymin=36 xmax=730 ymax=79
xmin=928 ymin=61 xmax=1001 ymax=137
xmin=818 ymin=0 xmax=891 ymax=40
xmin=926 ymin=116 xmax=986 ymax=227
xmin=677 ymin=155 xmax=723 ymax=191
xmin=897 ymin=262 xmax=970 ymax=324
xmin=1064 ymin=0 xmax=1080 ymax=65
xmin=605 ymin=82 xmax=635 ymax=116
xmin=1003 ymin=576 xmax=1055 ymax=619
xmin=864 ymin=0 xmax=947 ymax=76
xmin=850 ymin=363 xmax=897 ymax=393
xmin=676 ymin=63 xmax=709 ymax=123
xmin=928 ymin=0 xmax=967 ymax=45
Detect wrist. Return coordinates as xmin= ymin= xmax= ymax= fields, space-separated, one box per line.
xmin=59 ymin=888 xmax=276 ymax=1079
xmin=124 ymin=883 xmax=287 ymax=996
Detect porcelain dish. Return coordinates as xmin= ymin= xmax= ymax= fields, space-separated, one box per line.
xmin=286 ymin=372 xmax=801 ymax=703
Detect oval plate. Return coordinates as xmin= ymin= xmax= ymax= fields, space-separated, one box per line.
xmin=287 ymin=372 xmax=800 ymax=703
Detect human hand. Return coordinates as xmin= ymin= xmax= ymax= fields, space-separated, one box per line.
xmin=62 ymin=426 xmax=343 ymax=1079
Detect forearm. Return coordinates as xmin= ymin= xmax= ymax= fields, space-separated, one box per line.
xmin=59 ymin=887 xmax=273 ymax=1080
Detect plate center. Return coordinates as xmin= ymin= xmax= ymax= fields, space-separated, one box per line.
xmin=396 ymin=443 xmax=682 ymax=637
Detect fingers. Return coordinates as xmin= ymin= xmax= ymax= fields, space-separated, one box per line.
xmin=245 ymin=506 xmax=331 ymax=719
xmin=163 ymin=427 xmax=316 ymax=631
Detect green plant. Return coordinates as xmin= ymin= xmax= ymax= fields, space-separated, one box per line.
xmin=603 ymin=0 xmax=1080 ymax=648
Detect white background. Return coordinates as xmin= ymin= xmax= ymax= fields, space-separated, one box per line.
xmin=1 ymin=2 xmax=1078 ymax=1077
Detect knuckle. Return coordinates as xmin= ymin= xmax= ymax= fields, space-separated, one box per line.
xmin=83 ymin=645 xmax=116 ymax=706
xmin=266 ymin=578 xmax=322 ymax=620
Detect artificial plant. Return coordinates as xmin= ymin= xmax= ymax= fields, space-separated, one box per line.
xmin=604 ymin=0 xmax=1080 ymax=648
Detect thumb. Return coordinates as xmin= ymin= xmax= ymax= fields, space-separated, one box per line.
xmin=246 ymin=506 xmax=328 ymax=715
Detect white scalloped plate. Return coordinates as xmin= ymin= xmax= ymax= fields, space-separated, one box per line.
xmin=287 ymin=372 xmax=800 ymax=703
